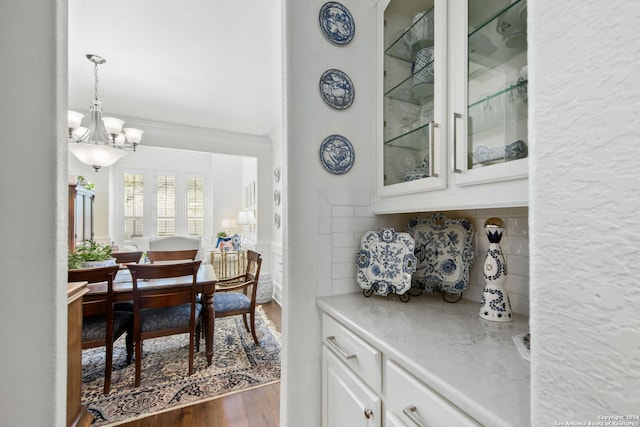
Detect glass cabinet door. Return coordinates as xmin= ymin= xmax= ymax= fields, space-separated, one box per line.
xmin=380 ymin=0 xmax=446 ymax=194
xmin=467 ymin=0 xmax=527 ymax=168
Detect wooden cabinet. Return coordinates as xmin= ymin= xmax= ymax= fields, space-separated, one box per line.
xmin=68 ymin=185 xmax=95 ymax=251
xmin=374 ymin=0 xmax=529 ymax=214
xmin=67 ymin=282 xmax=93 ymax=427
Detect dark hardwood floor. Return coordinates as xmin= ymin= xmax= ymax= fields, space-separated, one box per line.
xmin=120 ymin=301 xmax=282 ymax=427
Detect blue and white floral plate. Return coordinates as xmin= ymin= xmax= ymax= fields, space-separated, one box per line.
xmin=356 ymin=228 xmax=417 ymax=301
xmin=319 ymin=68 xmax=355 ymax=110
xmin=408 ymin=214 xmax=475 ymax=296
xmin=319 ymin=1 xmax=355 ymax=46
xmin=319 ymin=134 xmax=354 ymax=174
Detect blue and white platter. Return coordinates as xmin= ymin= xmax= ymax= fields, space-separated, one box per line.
xmin=356 ymin=228 xmax=417 ymax=301
xmin=407 ymin=213 xmax=475 ymax=296
xmin=319 ymin=1 xmax=355 ymax=46
xmin=319 ymin=68 xmax=355 ymax=110
xmin=319 ymin=134 xmax=354 ymax=174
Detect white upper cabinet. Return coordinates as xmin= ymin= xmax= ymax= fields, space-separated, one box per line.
xmin=450 ymin=0 xmax=528 ymax=187
xmin=374 ymin=0 xmax=529 ymax=214
xmin=377 ymin=0 xmax=448 ymax=198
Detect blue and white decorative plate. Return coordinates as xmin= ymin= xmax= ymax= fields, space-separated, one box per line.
xmin=319 ymin=69 xmax=355 ymax=110
xmin=319 ymin=134 xmax=354 ymax=174
xmin=319 ymin=2 xmax=355 ymax=46
xmin=407 ymin=213 xmax=475 ymax=295
xmin=356 ymin=228 xmax=417 ymax=298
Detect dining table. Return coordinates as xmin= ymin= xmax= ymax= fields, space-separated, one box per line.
xmin=83 ymin=263 xmax=219 ymax=365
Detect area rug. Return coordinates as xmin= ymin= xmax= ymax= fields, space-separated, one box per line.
xmin=82 ymin=306 xmax=281 ymax=426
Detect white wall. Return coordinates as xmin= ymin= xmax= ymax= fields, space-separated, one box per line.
xmin=0 ymin=1 xmax=67 ymax=425
xmin=282 ymin=0 xmax=377 ymax=424
xmin=530 ymin=0 xmax=640 ymax=422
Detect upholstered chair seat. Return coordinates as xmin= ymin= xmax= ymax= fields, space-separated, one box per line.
xmin=82 ymin=311 xmax=133 ymax=343
xmin=214 ymin=293 xmax=251 ymax=313
xmin=140 ymin=303 xmax=203 ymax=334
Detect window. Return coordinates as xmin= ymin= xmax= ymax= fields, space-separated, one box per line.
xmin=156 ymin=175 xmax=176 ymax=236
xmin=124 ymin=173 xmax=144 ymax=238
xmin=187 ymin=177 xmax=204 ymax=236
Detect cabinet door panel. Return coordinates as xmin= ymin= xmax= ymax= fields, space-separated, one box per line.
xmin=323 ymin=347 xmax=381 ymax=427
xmin=452 ymin=0 xmax=529 ymax=187
xmin=378 ymin=0 xmax=448 ymax=196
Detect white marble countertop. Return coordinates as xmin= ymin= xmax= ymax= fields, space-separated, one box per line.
xmin=317 ymin=293 xmax=530 ymax=427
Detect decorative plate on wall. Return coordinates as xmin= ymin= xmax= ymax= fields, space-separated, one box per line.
xmin=274 ymin=212 xmax=281 ymax=229
xmin=273 ymin=190 xmax=281 ymax=206
xmin=273 ymin=167 xmax=280 ymax=183
xmin=407 ymin=213 xmax=475 ymax=296
xmin=356 ymin=228 xmax=417 ymax=301
xmin=319 ymin=1 xmax=355 ymax=46
xmin=319 ymin=69 xmax=355 ymax=110
xmin=319 ymin=134 xmax=354 ymax=174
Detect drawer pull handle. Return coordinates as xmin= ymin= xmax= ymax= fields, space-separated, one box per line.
xmin=325 ymin=336 xmax=357 ymax=360
xmin=364 ymin=408 xmax=373 ymax=419
xmin=403 ymin=405 xmax=426 ymax=427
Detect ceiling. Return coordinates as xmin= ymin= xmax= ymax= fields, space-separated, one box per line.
xmin=68 ymin=0 xmax=282 ymax=139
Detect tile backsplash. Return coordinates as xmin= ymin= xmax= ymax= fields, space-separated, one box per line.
xmin=317 ymin=190 xmax=530 ymax=317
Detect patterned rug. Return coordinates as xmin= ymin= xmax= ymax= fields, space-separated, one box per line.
xmin=82 ymin=306 xmax=281 ymax=426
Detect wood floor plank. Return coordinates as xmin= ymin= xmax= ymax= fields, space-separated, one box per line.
xmin=118 ymin=302 xmax=281 ymax=427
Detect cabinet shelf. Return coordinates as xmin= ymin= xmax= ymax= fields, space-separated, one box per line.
xmin=385 ymin=8 xmax=434 ymax=62
xmin=468 ymin=0 xmax=527 ymax=79
xmin=468 ymin=79 xmax=527 ymax=135
xmin=385 ymin=60 xmax=434 ymax=105
xmin=384 ymin=122 xmax=430 ymax=151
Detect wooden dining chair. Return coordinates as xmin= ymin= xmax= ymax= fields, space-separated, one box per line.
xmin=68 ymin=264 xmax=133 ymax=394
xmin=111 ymin=251 xmax=143 ymax=265
xmin=214 ymin=250 xmax=263 ymax=345
xmin=147 ymin=249 xmax=198 ymax=264
xmin=127 ymin=261 xmax=202 ymax=387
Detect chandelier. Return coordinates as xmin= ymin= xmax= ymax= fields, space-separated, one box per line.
xmin=67 ymin=54 xmax=143 ymax=171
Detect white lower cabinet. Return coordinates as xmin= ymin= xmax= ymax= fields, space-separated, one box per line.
xmin=322 ymin=313 xmax=481 ymax=427
xmin=322 ymin=347 xmax=381 ymax=427
xmin=385 ymin=360 xmax=481 ymax=426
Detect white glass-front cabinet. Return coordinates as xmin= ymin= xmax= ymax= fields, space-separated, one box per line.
xmin=451 ymin=0 xmax=528 ymax=187
xmin=375 ymin=0 xmax=528 ymax=213
xmin=377 ymin=0 xmax=448 ymax=197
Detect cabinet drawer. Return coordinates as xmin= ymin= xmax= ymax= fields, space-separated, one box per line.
xmin=385 ymin=360 xmax=480 ymax=427
xmin=322 ymin=314 xmax=381 ymax=393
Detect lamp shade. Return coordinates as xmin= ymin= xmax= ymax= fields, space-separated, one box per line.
xmin=68 ymin=142 xmax=128 ymax=170
xmin=124 ymin=128 xmax=144 ymax=144
xmin=102 ymin=117 xmax=125 ymax=135
xmin=67 ymin=111 xmax=84 ymax=129
xmin=221 ymin=218 xmax=236 ymax=229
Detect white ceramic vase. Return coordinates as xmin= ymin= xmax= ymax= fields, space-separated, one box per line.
xmin=479 ymin=220 xmax=513 ymax=322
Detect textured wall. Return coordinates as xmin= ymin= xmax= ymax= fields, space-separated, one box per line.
xmin=530 ymin=0 xmax=640 ymax=423
xmin=0 ymin=1 xmax=67 ymax=425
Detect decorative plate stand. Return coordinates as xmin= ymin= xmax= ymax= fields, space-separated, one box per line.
xmin=318 ymin=1 xmax=355 ymax=46
xmin=356 ymin=228 xmax=417 ymax=302
xmin=319 ymin=134 xmax=354 ymax=174
xmin=319 ymin=69 xmax=355 ymax=110
xmin=407 ymin=213 xmax=475 ymax=303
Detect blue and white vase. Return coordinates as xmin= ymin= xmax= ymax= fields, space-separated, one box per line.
xmin=479 ymin=218 xmax=513 ymax=322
